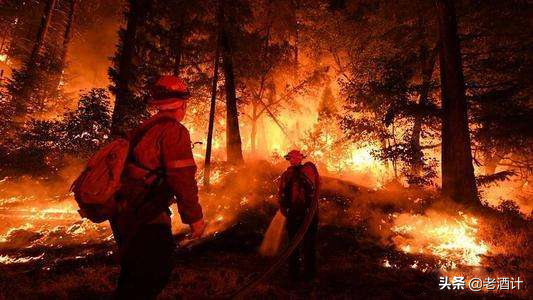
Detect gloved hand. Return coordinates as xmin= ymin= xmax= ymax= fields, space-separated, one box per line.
xmin=190 ymin=218 xmax=206 ymax=239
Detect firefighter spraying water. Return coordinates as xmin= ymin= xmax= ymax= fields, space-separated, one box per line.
xmin=278 ymin=150 xmax=320 ymax=283
xmin=259 ymin=150 xmax=321 ymax=266
xmin=230 ymin=150 xmax=321 ymax=298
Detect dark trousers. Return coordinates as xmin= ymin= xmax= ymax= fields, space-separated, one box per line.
xmin=287 ymin=213 xmax=318 ymax=281
xmin=115 ymin=224 xmax=175 ymax=300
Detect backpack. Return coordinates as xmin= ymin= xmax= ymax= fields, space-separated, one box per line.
xmin=285 ymin=163 xmax=317 ymax=213
xmin=70 ymin=117 xmax=175 ymax=223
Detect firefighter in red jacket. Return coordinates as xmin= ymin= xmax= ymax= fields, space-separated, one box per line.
xmin=278 ymin=150 xmax=320 ymax=283
xmin=112 ymin=75 xmax=205 ymax=299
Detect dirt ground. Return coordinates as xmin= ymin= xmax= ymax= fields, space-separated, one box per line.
xmin=0 ymin=168 xmax=531 ymax=299
xmin=1 ymin=209 xmax=529 ymax=299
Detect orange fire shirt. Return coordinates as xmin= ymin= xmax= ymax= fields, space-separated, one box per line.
xmin=127 ymin=112 xmax=203 ymax=225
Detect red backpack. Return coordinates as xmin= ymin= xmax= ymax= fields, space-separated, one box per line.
xmin=285 ymin=162 xmax=318 ymax=213
xmin=70 ymin=117 xmax=174 ymax=223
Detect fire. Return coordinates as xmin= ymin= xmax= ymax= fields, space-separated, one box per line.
xmin=0 ymin=253 xmax=44 ymax=265
xmin=391 ymin=210 xmax=489 ymax=268
xmin=317 ymin=143 xmax=389 ymax=188
xmin=0 ymin=189 xmax=111 ymax=256
xmin=0 ymin=53 xmax=7 ymax=63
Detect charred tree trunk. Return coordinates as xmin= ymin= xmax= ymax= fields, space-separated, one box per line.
xmin=409 ymin=45 xmax=437 ymax=178
xmin=251 ymin=102 xmax=258 ymax=154
xmin=436 ymin=0 xmax=479 ymax=204
xmin=291 ymin=0 xmax=300 ymax=79
xmin=391 ymin=121 xmax=398 ymax=180
xmin=220 ymin=1 xmax=244 ymax=164
xmin=28 ymin=0 xmax=56 ymax=67
xmin=14 ymin=0 xmax=56 ymax=120
xmin=52 ymin=0 xmax=77 ymax=91
xmin=60 ymin=0 xmax=76 ymax=69
xmin=171 ymin=17 xmax=185 ymax=75
xmin=204 ymin=47 xmax=220 ymax=190
xmin=111 ymin=0 xmax=151 ymax=136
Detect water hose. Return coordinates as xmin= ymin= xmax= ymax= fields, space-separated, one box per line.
xmin=224 ymin=196 xmax=318 ymax=299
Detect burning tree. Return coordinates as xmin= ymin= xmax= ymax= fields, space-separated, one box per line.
xmin=0 ymin=0 xmax=532 ymax=298
xmin=336 ymin=0 xmax=441 ymax=185
xmin=436 ymin=0 xmax=479 ymax=205
xmin=61 ymin=88 xmax=112 ymax=158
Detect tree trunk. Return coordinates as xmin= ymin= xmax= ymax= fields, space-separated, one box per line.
xmin=14 ymin=0 xmax=56 ymax=120
xmin=436 ymin=0 xmax=479 ymax=204
xmin=391 ymin=121 xmax=398 ymax=180
xmin=61 ymin=0 xmax=76 ymax=68
xmin=409 ymin=45 xmax=438 ymax=178
xmin=111 ymin=0 xmax=151 ymax=136
xmin=291 ymin=0 xmax=300 ymax=79
xmin=204 ymin=47 xmax=220 ymax=190
xmin=52 ymin=0 xmax=77 ymax=91
xmin=171 ymin=17 xmax=185 ymax=75
xmin=251 ymin=112 xmax=258 ymax=154
xmin=220 ymin=1 xmax=244 ymax=164
xmin=28 ymin=0 xmax=57 ymax=67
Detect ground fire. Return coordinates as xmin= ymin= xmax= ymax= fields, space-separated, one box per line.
xmin=0 ymin=0 xmax=531 ymax=299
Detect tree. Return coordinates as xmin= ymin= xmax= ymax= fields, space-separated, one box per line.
xmin=109 ymin=0 xmax=153 ymax=136
xmin=219 ymin=0 xmax=244 ymax=164
xmin=340 ymin=25 xmax=439 ymax=183
xmin=53 ymin=0 xmax=78 ymax=91
xmin=204 ymin=46 xmax=220 ymax=189
xmin=436 ymin=0 xmax=479 ymax=204
xmin=7 ymin=0 xmax=57 ymax=122
xmin=62 ymin=88 xmax=112 ymax=158
xmin=27 ymin=0 xmax=57 ymax=70
xmin=109 ymin=0 xmax=213 ymax=136
xmin=459 ymin=0 xmax=533 ymax=179
xmin=238 ymin=12 xmax=293 ymax=154
xmin=408 ymin=43 xmax=438 ymax=181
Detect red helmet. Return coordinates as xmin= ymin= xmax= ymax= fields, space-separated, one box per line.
xmin=284 ymin=149 xmax=306 ymax=160
xmin=149 ymin=75 xmax=190 ymax=109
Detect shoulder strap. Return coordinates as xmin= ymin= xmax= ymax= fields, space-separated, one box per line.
xmin=303 ymin=162 xmax=319 ymax=181
xmin=128 ymin=116 xmax=178 ymax=172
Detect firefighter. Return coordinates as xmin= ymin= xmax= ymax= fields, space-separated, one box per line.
xmin=112 ymin=75 xmax=205 ymax=299
xmin=278 ymin=150 xmax=320 ymax=283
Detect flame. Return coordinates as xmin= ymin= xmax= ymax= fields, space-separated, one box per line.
xmin=0 ymin=253 xmax=44 ymax=264
xmin=0 ymin=190 xmax=111 ymax=258
xmin=391 ymin=210 xmax=489 ymax=268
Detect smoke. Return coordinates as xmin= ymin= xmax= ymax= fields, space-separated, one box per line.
xmin=63 ymin=17 xmax=121 ymax=102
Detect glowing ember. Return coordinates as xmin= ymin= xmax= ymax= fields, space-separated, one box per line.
xmin=0 ymin=223 xmax=33 ymax=243
xmin=383 ymin=259 xmax=392 ymax=268
xmin=391 ymin=210 xmax=489 ymax=268
xmin=0 ymin=253 xmax=44 ymax=265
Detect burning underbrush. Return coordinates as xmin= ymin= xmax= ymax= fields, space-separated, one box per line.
xmin=0 ymin=162 xmax=531 ymax=298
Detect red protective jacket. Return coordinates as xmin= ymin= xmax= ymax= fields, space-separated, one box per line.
xmin=278 ymin=162 xmax=320 ymax=215
xmin=121 ymin=112 xmax=203 ymax=226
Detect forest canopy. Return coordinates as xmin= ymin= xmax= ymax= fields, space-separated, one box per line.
xmin=0 ymin=0 xmax=531 ymax=210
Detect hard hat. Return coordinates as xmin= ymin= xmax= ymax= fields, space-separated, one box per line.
xmin=284 ymin=149 xmax=306 ymax=160
xmin=148 ymin=75 xmax=190 ymax=110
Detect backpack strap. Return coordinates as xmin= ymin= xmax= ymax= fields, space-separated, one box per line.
xmin=127 ymin=116 xmax=178 ymax=177
xmin=285 ymin=165 xmax=316 ymax=208
xmin=294 ymin=164 xmax=315 ymax=188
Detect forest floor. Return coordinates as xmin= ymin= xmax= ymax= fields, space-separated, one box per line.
xmin=0 ymin=163 xmax=531 ymax=299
